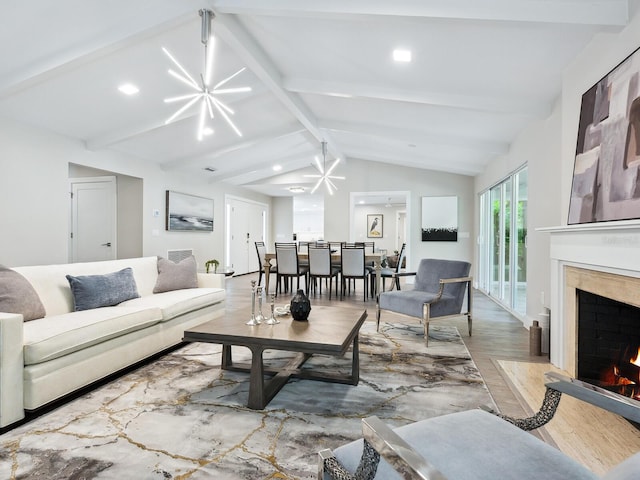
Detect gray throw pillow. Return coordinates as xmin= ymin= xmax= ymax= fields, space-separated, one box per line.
xmin=0 ymin=265 xmax=46 ymax=321
xmin=66 ymin=267 xmax=140 ymax=311
xmin=153 ymin=256 xmax=198 ymax=293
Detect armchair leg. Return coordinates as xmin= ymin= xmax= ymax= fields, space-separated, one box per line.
xmin=375 ymin=301 xmax=381 ymax=332
xmin=318 ymin=440 xmax=381 ymax=480
xmin=467 ymin=314 xmax=473 ymax=337
xmin=422 ymin=303 xmax=431 ymax=347
xmin=493 ymin=387 xmax=563 ymax=431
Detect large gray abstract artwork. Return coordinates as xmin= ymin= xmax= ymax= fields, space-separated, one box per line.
xmin=569 ymin=47 xmax=640 ymax=224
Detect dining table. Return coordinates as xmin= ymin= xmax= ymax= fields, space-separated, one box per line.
xmin=263 ymin=251 xmax=384 ymax=297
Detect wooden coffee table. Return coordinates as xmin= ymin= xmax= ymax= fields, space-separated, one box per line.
xmin=182 ymin=306 xmax=367 ymax=409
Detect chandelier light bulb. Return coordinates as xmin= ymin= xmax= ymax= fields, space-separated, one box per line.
xmin=162 ymin=10 xmax=251 ymax=140
xmin=304 ymin=141 xmax=345 ymax=195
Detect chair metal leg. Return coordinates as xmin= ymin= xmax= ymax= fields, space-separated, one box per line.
xmin=422 ymin=303 xmax=430 ymax=347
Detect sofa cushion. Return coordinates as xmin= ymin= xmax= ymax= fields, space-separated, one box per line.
xmin=14 ymin=257 xmax=159 ymax=317
xmin=0 ymin=266 xmax=46 ymax=321
xmin=119 ymin=287 xmax=225 ymax=321
xmin=66 ymin=268 xmax=140 ymax=311
xmin=23 ymin=306 xmax=163 ymax=365
xmin=153 ymin=256 xmax=198 ymax=293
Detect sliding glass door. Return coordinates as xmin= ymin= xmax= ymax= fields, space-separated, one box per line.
xmin=479 ymin=167 xmax=527 ymax=316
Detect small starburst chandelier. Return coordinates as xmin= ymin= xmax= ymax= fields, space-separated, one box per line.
xmin=162 ymin=9 xmax=251 ymax=140
xmin=304 ymin=141 xmax=345 ymax=195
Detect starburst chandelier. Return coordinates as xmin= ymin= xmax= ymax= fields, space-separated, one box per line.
xmin=304 ymin=141 xmax=345 ymax=195
xmin=162 ymin=9 xmax=251 ymax=140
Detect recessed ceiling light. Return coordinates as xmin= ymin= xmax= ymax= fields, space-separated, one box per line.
xmin=393 ymin=49 xmax=412 ymax=63
xmin=202 ymin=127 xmax=214 ymax=136
xmin=273 ymin=165 xmax=282 ymax=171
xmin=288 ymin=186 xmax=305 ymax=193
xmin=118 ymin=83 xmax=139 ymax=95
xmin=359 ymin=200 xmax=365 ymax=205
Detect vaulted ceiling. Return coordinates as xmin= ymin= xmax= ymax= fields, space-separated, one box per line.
xmin=0 ymin=1 xmax=630 ymax=197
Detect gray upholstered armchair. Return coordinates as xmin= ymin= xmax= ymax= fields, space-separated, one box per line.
xmin=318 ymin=372 xmax=640 ymax=480
xmin=376 ymin=258 xmax=472 ymax=346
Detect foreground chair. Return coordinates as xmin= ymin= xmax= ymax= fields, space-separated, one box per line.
xmin=376 ymin=258 xmax=471 ymax=346
xmin=318 ymin=371 xmax=640 ymax=480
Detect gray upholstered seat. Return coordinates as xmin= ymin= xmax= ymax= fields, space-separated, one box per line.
xmin=376 ymin=258 xmax=471 ymax=345
xmin=319 ymin=372 xmax=640 ymax=480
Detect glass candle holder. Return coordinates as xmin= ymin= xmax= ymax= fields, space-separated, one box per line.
xmin=265 ymin=293 xmax=279 ymax=325
xmin=255 ymin=286 xmax=265 ymax=323
xmin=246 ymin=280 xmax=260 ymax=325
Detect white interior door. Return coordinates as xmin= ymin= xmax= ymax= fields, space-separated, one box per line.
xmin=227 ymin=197 xmax=267 ymax=275
xmin=70 ymin=177 xmax=116 ymax=262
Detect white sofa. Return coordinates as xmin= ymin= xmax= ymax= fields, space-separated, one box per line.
xmin=0 ymin=256 xmax=226 ymax=429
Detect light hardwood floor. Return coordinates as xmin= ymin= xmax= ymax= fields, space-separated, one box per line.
xmin=225 ymin=272 xmax=640 ymax=474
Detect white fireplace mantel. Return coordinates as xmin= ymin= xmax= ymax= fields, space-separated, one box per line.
xmin=538 ymin=221 xmax=640 ymax=370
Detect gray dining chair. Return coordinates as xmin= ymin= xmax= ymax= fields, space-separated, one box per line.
xmin=376 ymin=258 xmax=472 ymax=345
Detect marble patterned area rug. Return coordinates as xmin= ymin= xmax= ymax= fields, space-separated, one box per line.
xmin=0 ymin=322 xmax=494 ymax=480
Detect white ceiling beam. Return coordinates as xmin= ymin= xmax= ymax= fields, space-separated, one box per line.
xmin=87 ymin=88 xmax=270 ymax=151
xmin=319 ymin=120 xmax=510 ymax=155
xmin=210 ymin=150 xmax=314 ymax=184
xmin=211 ymin=0 xmax=628 ymax=27
xmin=209 ymin=11 xmax=345 ymax=160
xmin=0 ymin=10 xmax=199 ymax=100
xmin=162 ymin=125 xmax=306 ymax=170
xmin=285 ymin=77 xmax=552 ymax=117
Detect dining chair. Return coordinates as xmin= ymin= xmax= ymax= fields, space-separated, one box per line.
xmin=380 ymin=243 xmax=407 ymax=291
xmin=340 ymin=244 xmax=371 ymax=301
xmin=275 ymin=243 xmax=308 ymax=295
xmin=255 ymin=241 xmax=276 ymax=289
xmin=357 ymin=241 xmax=377 ymax=293
xmin=297 ymin=241 xmax=310 ymax=267
xmin=308 ymin=245 xmax=340 ymax=299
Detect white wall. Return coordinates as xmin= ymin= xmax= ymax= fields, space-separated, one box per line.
xmin=0 ymin=117 xmax=271 ymax=270
xmin=271 ymin=196 xmax=293 ymax=244
xmin=324 ymin=158 xmax=475 ymax=269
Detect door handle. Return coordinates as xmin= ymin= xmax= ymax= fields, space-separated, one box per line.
xmin=101 ymin=242 xmax=112 ymax=247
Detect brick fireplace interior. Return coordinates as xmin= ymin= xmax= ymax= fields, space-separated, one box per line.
xmin=562 ymin=266 xmax=640 ymax=384
xmin=577 ymin=288 xmax=640 ymax=399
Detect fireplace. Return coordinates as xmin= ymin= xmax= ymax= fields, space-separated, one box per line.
xmin=543 ymin=221 xmax=640 ymax=375
xmin=577 ymin=289 xmax=640 ymax=400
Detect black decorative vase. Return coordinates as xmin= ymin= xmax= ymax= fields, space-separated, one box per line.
xmin=290 ymin=289 xmax=311 ymax=321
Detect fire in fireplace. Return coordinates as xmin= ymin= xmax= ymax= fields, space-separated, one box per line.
xmin=577 ymin=289 xmax=640 ymax=400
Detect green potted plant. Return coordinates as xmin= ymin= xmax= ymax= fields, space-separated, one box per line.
xmin=205 ymin=259 xmax=219 ymax=274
